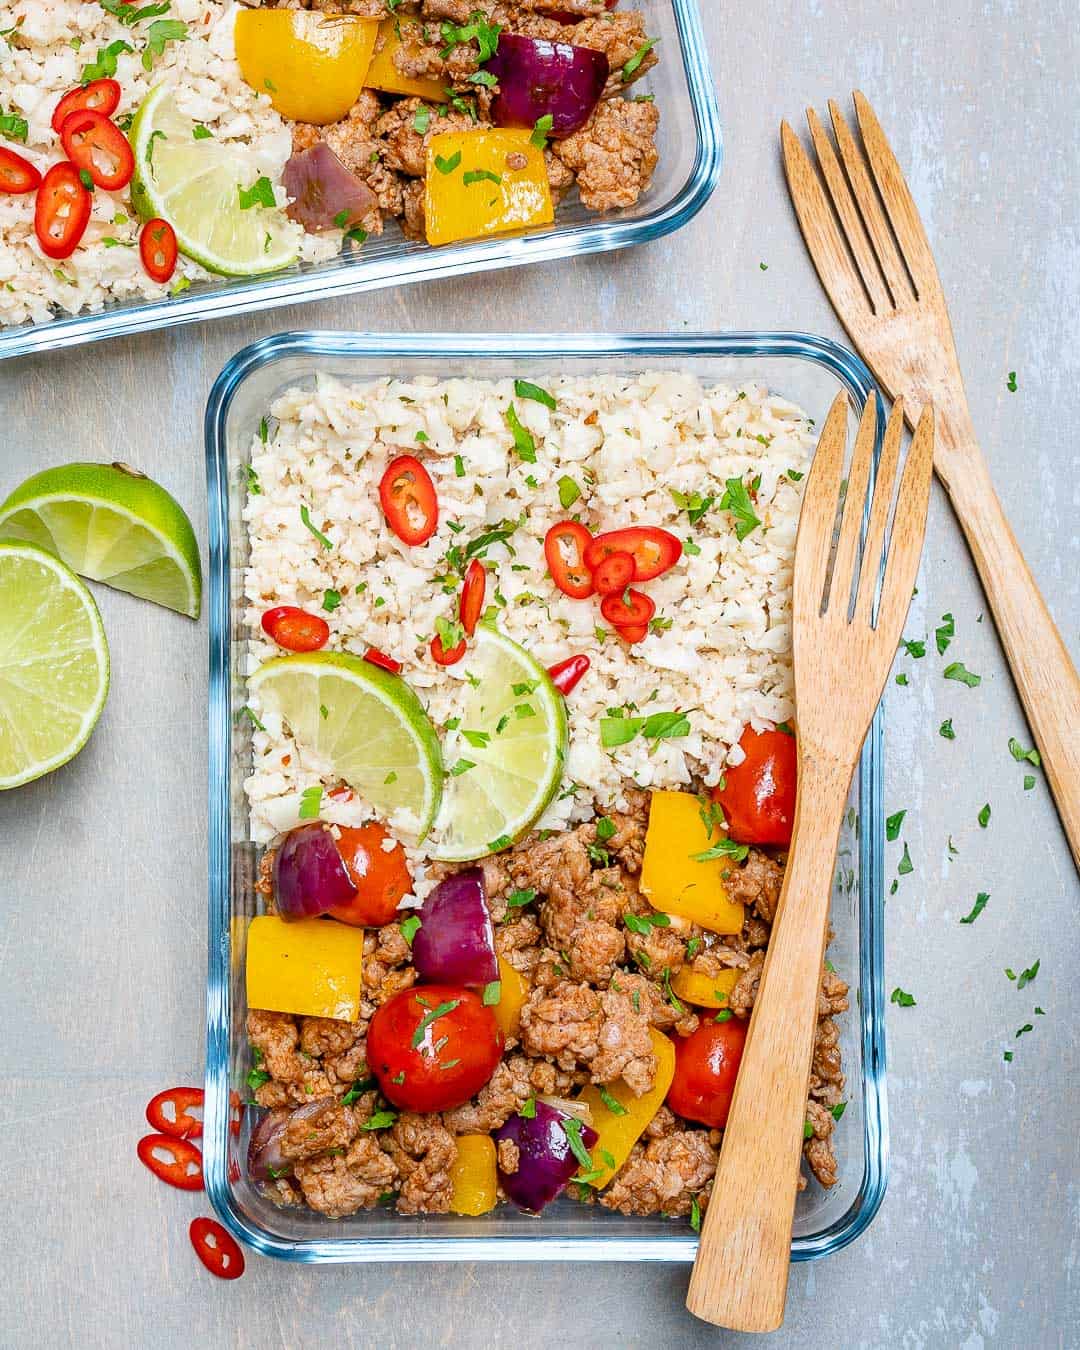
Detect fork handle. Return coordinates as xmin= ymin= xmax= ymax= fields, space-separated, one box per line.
xmin=937 ymin=424 xmax=1080 ymax=870
xmin=686 ymin=751 xmax=852 ymax=1332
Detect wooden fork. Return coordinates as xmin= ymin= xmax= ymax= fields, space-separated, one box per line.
xmin=686 ymin=395 xmax=935 ymax=1331
xmin=782 ymin=92 xmax=1080 ymax=869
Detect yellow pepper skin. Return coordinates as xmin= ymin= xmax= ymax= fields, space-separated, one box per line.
xmin=671 ymin=965 xmax=740 ymax=1010
xmin=640 ymin=790 xmax=745 ymax=934
xmin=575 ymin=1028 xmax=676 ymax=1189
xmin=235 ymin=11 xmax=379 ymax=126
xmin=245 ymin=915 xmax=365 ymax=1022
xmin=448 ymin=1135 xmax=498 ymax=1215
xmin=424 ymin=130 xmax=553 ymax=247
xmin=364 ymin=19 xmax=446 ymax=101
xmin=491 ymin=954 xmax=529 ymax=1041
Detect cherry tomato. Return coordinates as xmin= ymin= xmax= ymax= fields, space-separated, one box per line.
xmin=189 ymin=1218 xmax=245 ymax=1281
xmin=712 ymin=725 xmax=797 ymax=847
xmin=600 ymin=587 xmax=655 ymax=629
xmin=327 ymin=822 xmax=413 ymax=927
xmin=544 ymin=520 xmax=594 ymax=599
xmin=136 ymin=1133 xmax=204 ymax=1191
xmin=367 ymin=984 xmax=504 ymax=1113
xmin=261 ymin=605 xmax=330 ymax=652
xmin=379 ymin=455 xmax=438 ymax=546
xmin=0 ymin=147 xmax=41 ymax=195
xmin=459 ymin=558 xmax=486 ymax=636
xmin=34 ymin=162 xmax=91 ymax=260
xmin=548 ymin=653 xmax=590 ymax=696
xmin=364 ymin=646 xmax=402 ymax=675
xmin=145 ymin=1087 xmax=204 ymax=1140
xmin=430 ymin=632 xmax=466 ymax=666
xmin=139 ymin=217 xmax=177 ymax=284
xmin=614 ymin=622 xmax=648 ymax=644
xmin=60 ymin=108 xmax=134 ymax=191
xmin=52 ymin=78 xmax=121 ymax=134
xmin=584 ymin=527 xmax=682 ymax=582
xmin=666 ymin=1015 xmax=748 ymax=1129
xmin=592 ymin=549 xmax=634 ymax=597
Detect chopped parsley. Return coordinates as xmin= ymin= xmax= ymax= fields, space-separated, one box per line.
xmin=901 ymin=637 xmax=926 ymax=659
xmin=192 ymin=123 xmax=212 ymax=140
xmin=959 ymin=892 xmax=989 ymax=925
xmin=300 ymin=504 xmax=333 ymax=549
xmin=81 ymin=40 xmax=133 ymax=83
xmin=1006 ymin=371 xmax=1018 ymax=392
xmin=939 ymin=718 xmax=955 ymax=740
xmin=978 ymin=803 xmax=991 ymax=829
xmin=885 ymin=809 xmax=906 ymax=842
xmin=669 ymin=487 xmax=714 ymax=526
xmin=890 ymin=987 xmax=916 ymax=1007
xmin=1017 ymin=958 xmax=1040 ymax=990
xmin=560 ymin=1116 xmax=594 ymax=1170
xmin=598 ymin=1086 xmax=627 ymax=1117
xmin=237 ymin=705 xmax=265 ymax=732
xmin=482 ymin=980 xmax=501 ymax=1006
xmin=298 ymin=785 xmax=322 ymax=820
xmin=142 ymin=18 xmax=188 ymax=70
xmin=434 ymin=150 xmax=462 ymax=175
xmin=1008 ymin=737 xmax=1041 ymax=767
xmin=935 ymin=612 xmax=955 ymax=655
xmin=895 ymin=673 xmax=909 ymax=686
xmin=557 ymin=475 xmax=581 ymax=509
xmin=322 ymin=588 xmax=341 ymax=612
xmin=463 ymin=168 xmax=502 ymax=187
xmin=454 ymin=454 xmax=466 ymax=477
xmin=719 ymin=476 xmax=761 ymax=541
xmin=412 ymin=105 xmax=432 ymax=135
xmin=504 ymin=404 xmax=536 ymax=462
xmin=689 ymin=1196 xmax=702 ymax=1232
xmin=399 ymin=914 xmax=421 ymax=944
xmin=520 ymin=1097 xmax=537 ymax=1119
xmin=600 ymin=708 xmax=691 ymax=750
xmin=897 ymin=842 xmax=913 ymax=875
xmin=506 ymin=888 xmax=536 ymax=909
xmin=411 ymin=999 xmax=461 ymax=1050
xmin=514 ymin=379 xmax=556 ymax=410
xmin=0 ymin=108 xmax=28 ymax=143
xmin=1024 ymin=774 xmax=1036 ymax=791
xmin=530 ymin=114 xmax=553 ymax=148
xmin=238 ymin=176 xmax=275 ymax=210
xmin=362 ymin=1110 xmax=398 ymax=1131
xmin=944 ymin=661 xmax=981 ymax=687
xmin=621 ymin=37 xmax=657 ymax=81
xmin=692 ymin=837 xmax=749 ymax=864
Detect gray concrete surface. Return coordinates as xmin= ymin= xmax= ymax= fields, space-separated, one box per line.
xmin=1 ymin=2 xmax=1077 ymax=1346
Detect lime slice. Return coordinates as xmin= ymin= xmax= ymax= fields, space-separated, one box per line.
xmin=0 ymin=542 xmax=110 ymax=790
xmin=249 ymin=652 xmax=443 ymax=840
xmin=0 ymin=462 xmax=201 ymax=619
xmin=130 ymin=85 xmax=298 ymax=277
xmin=433 ymin=626 xmax=568 ymax=861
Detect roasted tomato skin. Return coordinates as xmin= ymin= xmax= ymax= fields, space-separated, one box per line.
xmin=713 ymin=725 xmax=797 ymax=847
xmin=544 ymin=521 xmax=594 ymax=600
xmin=367 ymin=984 xmax=504 ymax=1113
xmin=666 ymin=1015 xmax=748 ymax=1129
xmin=327 ymin=823 xmax=413 ymax=928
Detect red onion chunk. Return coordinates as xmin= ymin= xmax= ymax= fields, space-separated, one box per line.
xmin=273 ymin=822 xmax=357 ymax=919
xmin=247 ymin=1108 xmax=291 ymax=1182
xmin=495 ymin=1100 xmax=598 ymax=1213
xmin=488 ymin=34 xmax=608 ymax=139
xmin=282 ymin=142 xmax=376 ymax=234
xmin=411 ymin=868 xmax=498 ymax=987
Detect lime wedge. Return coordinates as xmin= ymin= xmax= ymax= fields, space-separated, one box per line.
xmin=0 ymin=542 xmax=110 ymax=790
xmin=0 ymin=462 xmax=201 ymax=619
xmin=433 ymin=626 xmax=568 ymax=861
xmin=249 ymin=652 xmax=443 ymax=840
xmin=130 ymin=85 xmax=298 ymax=277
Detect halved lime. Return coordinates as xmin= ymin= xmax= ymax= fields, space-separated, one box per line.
xmin=130 ymin=85 xmax=298 ymax=277
xmin=0 ymin=462 xmax=201 ymax=619
xmin=249 ymin=652 xmax=443 ymax=840
xmin=0 ymin=542 xmax=110 ymax=790
xmin=433 ymin=626 xmax=568 ymax=861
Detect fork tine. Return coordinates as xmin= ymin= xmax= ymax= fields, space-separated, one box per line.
xmin=873 ymin=405 xmax=936 ymax=639
xmin=827 ymin=397 xmax=877 ymax=616
xmin=853 ymin=92 xmax=940 ymax=299
xmin=827 ymin=99 xmax=916 ymax=308
xmin=793 ymin=393 xmax=848 ymax=619
xmin=805 ymin=108 xmax=891 ymax=316
xmin=781 ymin=121 xmax=870 ymax=322
xmin=853 ymin=399 xmax=905 ymax=625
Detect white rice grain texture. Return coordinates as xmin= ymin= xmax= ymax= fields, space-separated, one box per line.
xmin=242 ymin=370 xmax=815 ymax=853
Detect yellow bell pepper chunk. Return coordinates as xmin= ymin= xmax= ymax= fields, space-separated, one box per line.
xmin=640 ymin=791 xmax=745 ymax=935
xmin=424 ymin=130 xmax=553 ymax=247
xmin=448 ymin=1134 xmax=498 ymax=1215
xmin=364 ymin=19 xmax=447 ymax=102
xmin=490 ymin=954 xmax=530 ymax=1041
xmin=235 ymin=11 xmax=379 ymax=126
xmin=575 ymin=1028 xmax=676 ymax=1189
xmin=245 ymin=915 xmax=365 ymax=1022
xmin=671 ymin=965 xmax=740 ymax=1010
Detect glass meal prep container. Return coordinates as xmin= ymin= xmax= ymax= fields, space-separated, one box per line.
xmin=204 ymin=331 xmax=889 ymax=1264
xmin=0 ymin=0 xmax=720 ymax=364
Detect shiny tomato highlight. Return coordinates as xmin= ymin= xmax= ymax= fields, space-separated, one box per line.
xmin=0 ymin=147 xmax=41 ymax=195
xmin=713 ymin=725 xmax=797 ymax=847
xmin=59 ymin=108 xmax=134 ymax=191
xmin=34 ymin=162 xmax=91 ymax=260
xmin=327 ymin=822 xmax=413 ymax=928
xmin=666 ymin=1014 xmax=748 ymax=1129
xmin=584 ymin=526 xmax=682 ymax=582
xmin=379 ymin=455 xmax=438 ymax=546
xmin=367 ymin=984 xmax=503 ymax=1113
xmin=52 ymin=78 xmax=121 ymax=134
xmin=544 ymin=520 xmax=594 ymax=599
xmin=260 ymin=605 xmax=330 ymax=652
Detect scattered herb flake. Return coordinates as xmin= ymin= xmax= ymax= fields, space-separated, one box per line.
xmin=959 ymin=892 xmax=989 ymax=925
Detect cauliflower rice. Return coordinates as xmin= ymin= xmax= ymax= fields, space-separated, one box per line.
xmin=242 ymin=368 xmax=815 ymax=892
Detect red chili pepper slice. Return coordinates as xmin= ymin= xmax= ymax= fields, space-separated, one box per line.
xmin=459 ymin=558 xmax=486 ymax=636
xmin=584 ymin=527 xmax=682 ymax=583
xmin=592 ymin=549 xmax=635 ymax=597
xmin=544 ymin=521 xmax=594 ymax=599
xmin=189 ymin=1218 xmax=245 ymax=1281
xmin=0 ymin=147 xmax=41 ymax=196
xmin=145 ymin=1087 xmax=204 ymax=1140
xmin=261 ymin=606 xmax=330 ymax=652
xmin=33 ymin=162 xmax=91 ymax=260
xmin=364 ymin=646 xmax=402 ymax=675
xmin=615 ymin=622 xmax=648 ymax=644
xmin=230 ymin=1089 xmax=242 ymax=1137
xmin=60 ymin=108 xmax=134 ymax=191
xmin=137 ymin=1133 xmax=204 ymax=1191
xmin=139 ymin=217 xmax=177 ymax=284
xmin=51 ymin=78 xmax=121 ymax=134
xmin=430 ymin=633 xmax=467 ymax=667
xmin=379 ymin=455 xmax=438 ymax=546
xmin=548 ymin=654 xmax=590 ymax=696
xmin=601 ymin=588 xmax=656 ymax=629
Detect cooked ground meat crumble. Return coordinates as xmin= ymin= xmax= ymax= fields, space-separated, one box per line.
xmin=246 ymin=792 xmax=849 ymax=1220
